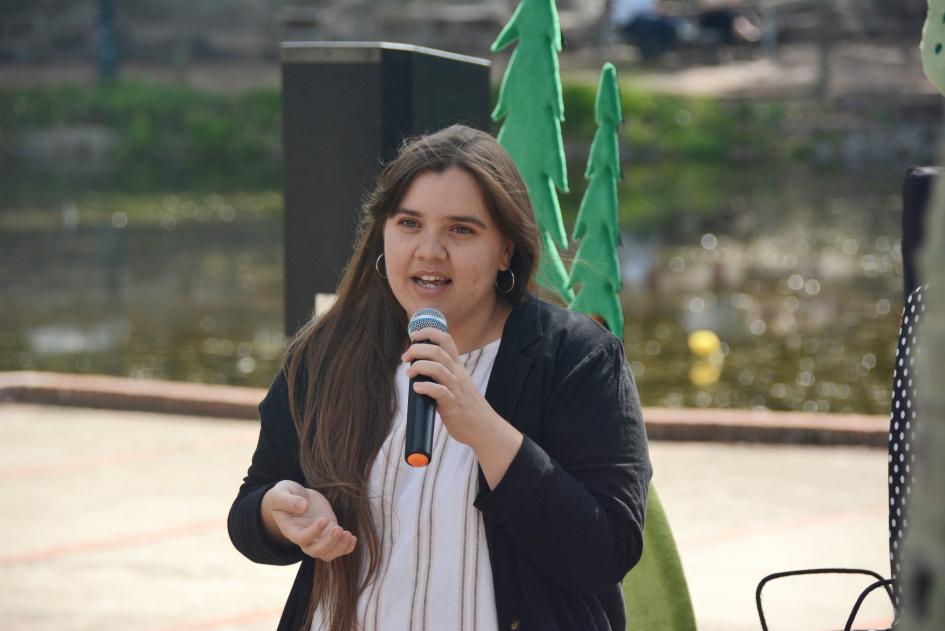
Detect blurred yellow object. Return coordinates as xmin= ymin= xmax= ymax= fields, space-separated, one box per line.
xmin=688 ymin=329 xmax=721 ymax=357
xmin=689 ymin=361 xmax=721 ymax=386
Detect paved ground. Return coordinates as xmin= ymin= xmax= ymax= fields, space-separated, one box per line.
xmin=0 ymin=42 xmax=935 ymax=100
xmin=626 ymin=41 xmax=936 ymax=99
xmin=0 ymin=403 xmax=894 ymax=631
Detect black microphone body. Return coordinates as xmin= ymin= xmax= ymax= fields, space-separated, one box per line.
xmin=406 ymin=343 xmax=436 ymax=468
xmin=405 ymin=308 xmax=448 ymax=468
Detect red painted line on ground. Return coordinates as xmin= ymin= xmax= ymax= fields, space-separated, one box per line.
xmin=150 ymin=608 xmax=283 ymax=631
xmin=0 ymin=434 xmax=256 ymax=481
xmin=0 ymin=520 xmax=220 ymax=565
xmin=679 ymin=506 xmax=886 ymax=550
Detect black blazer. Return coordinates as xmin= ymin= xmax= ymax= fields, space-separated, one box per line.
xmin=228 ymin=294 xmax=652 ymax=631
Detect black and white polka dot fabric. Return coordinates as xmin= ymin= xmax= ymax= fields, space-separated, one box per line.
xmin=888 ymin=285 xmax=926 ymax=615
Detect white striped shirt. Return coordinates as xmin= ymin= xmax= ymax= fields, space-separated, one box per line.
xmin=312 ymin=339 xmax=502 ymax=631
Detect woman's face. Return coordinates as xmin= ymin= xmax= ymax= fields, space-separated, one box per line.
xmin=383 ymin=167 xmax=514 ymax=345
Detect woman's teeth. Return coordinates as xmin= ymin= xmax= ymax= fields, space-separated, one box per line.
xmin=415 ymin=276 xmax=449 ymax=287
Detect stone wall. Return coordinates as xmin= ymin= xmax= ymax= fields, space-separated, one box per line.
xmin=1 ymin=0 xmax=609 ymax=63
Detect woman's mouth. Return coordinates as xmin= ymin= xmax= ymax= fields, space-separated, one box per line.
xmin=412 ymin=275 xmax=452 ymax=289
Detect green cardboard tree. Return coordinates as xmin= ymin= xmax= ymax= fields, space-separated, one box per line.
xmin=569 ymin=63 xmax=624 ymax=335
xmin=491 ymin=0 xmax=573 ymax=302
xmin=568 ymin=63 xmax=697 ymax=631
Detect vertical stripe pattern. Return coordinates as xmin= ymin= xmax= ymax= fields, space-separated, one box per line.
xmin=311 ymin=340 xmax=502 ymax=631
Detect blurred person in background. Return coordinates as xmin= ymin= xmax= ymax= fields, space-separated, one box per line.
xmin=612 ymin=0 xmax=683 ymax=61
xmin=612 ymin=0 xmax=761 ymax=61
xmin=696 ymin=0 xmax=761 ymax=46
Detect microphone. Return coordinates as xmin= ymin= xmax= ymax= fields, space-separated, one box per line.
xmin=405 ymin=307 xmax=448 ymax=468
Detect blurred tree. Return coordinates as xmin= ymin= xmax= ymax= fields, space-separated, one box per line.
xmin=921 ymin=0 xmax=945 ymax=93
xmin=569 ymin=62 xmax=624 ymax=335
xmin=898 ymin=7 xmax=945 ymax=629
xmin=491 ymin=0 xmax=574 ymax=302
xmin=899 ymin=140 xmax=945 ymax=631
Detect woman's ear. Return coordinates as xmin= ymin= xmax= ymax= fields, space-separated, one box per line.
xmin=501 ymin=240 xmax=514 ymax=271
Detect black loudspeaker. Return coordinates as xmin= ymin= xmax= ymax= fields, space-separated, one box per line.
xmin=280 ymin=42 xmax=492 ymax=337
xmin=901 ymin=166 xmax=940 ymax=302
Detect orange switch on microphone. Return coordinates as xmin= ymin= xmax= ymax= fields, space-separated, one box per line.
xmin=406 ymin=453 xmax=430 ymax=467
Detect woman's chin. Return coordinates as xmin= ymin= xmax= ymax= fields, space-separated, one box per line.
xmin=398 ymin=281 xmax=452 ymax=317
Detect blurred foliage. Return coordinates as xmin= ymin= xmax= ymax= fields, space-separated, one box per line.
xmin=0 ymin=81 xmax=283 ymax=190
xmin=560 ymin=80 xmax=786 ymax=163
xmin=0 ymin=78 xmax=910 ymax=210
xmin=558 ymin=160 xmax=783 ymax=237
xmin=1 ymin=80 xmax=787 ymax=187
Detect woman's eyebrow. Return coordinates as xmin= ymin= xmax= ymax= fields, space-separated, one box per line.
xmin=448 ymin=214 xmax=487 ymax=228
xmin=396 ymin=208 xmax=487 ymax=229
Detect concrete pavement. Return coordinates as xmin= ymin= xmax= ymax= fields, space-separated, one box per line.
xmin=0 ymin=403 xmax=895 ymax=631
xmin=0 ymin=371 xmax=891 ymax=447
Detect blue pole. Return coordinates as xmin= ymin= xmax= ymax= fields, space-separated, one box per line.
xmin=98 ymin=0 xmax=118 ymax=81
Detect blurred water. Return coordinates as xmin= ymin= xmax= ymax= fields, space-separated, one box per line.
xmin=0 ymin=163 xmax=905 ymax=414
xmin=612 ymin=163 xmax=903 ymax=414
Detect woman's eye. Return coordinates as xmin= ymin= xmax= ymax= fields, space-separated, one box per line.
xmin=452 ymin=225 xmax=474 ymax=235
xmin=398 ymin=218 xmax=418 ymax=228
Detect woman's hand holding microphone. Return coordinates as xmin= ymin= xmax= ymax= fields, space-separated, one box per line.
xmin=402 ymin=327 xmax=523 ymax=489
xmin=261 ymin=480 xmax=357 ymax=561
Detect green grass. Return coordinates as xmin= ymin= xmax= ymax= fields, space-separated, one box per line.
xmin=0 ymin=81 xmax=283 ymax=190
xmin=1 ymin=78 xmax=789 ymax=189
xmin=560 ymin=79 xmax=786 ymax=162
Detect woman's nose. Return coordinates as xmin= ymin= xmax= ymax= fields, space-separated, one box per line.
xmin=416 ymin=231 xmax=447 ymax=259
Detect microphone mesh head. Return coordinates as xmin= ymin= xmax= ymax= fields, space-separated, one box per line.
xmin=407 ymin=307 xmax=448 ymax=335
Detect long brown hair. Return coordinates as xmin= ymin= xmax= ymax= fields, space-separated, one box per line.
xmin=284 ymin=125 xmax=539 ymax=631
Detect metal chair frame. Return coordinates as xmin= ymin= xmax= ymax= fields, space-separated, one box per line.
xmin=756 ymin=567 xmax=895 ymax=631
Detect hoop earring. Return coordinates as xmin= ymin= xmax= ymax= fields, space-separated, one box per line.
xmin=495 ymin=269 xmax=515 ymax=294
xmin=375 ymin=253 xmax=387 ymax=279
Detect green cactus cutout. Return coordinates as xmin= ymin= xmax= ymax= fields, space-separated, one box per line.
xmin=537 ymin=230 xmax=575 ymax=303
xmin=921 ymin=2 xmax=945 ymax=95
xmin=623 ymin=487 xmax=699 ymax=631
xmin=569 ymin=63 xmax=624 ymax=335
xmin=570 ymin=222 xmax=623 ymax=334
xmin=492 ymin=0 xmax=573 ymax=302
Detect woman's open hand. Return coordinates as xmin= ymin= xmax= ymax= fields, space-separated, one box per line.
xmin=261 ymin=480 xmax=357 ymax=561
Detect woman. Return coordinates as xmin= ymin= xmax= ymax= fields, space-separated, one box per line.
xmin=228 ymin=125 xmax=651 ymax=631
